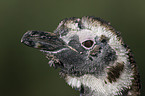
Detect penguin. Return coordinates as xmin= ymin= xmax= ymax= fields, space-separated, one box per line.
xmin=21 ymin=16 xmax=141 ymax=96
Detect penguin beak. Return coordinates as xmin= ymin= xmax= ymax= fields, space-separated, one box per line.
xmin=21 ymin=31 xmax=66 ymax=52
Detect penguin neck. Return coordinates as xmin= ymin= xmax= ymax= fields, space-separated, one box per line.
xmin=65 ymin=61 xmax=136 ymax=96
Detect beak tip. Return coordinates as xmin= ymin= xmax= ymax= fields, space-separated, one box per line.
xmin=21 ymin=38 xmax=24 ymax=43
xmin=21 ymin=34 xmax=35 ymax=47
xmin=21 ymin=31 xmax=32 ymax=44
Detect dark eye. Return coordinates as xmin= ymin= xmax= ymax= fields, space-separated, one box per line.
xmin=82 ymin=40 xmax=94 ymax=48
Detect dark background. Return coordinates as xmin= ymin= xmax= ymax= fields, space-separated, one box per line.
xmin=0 ymin=0 xmax=144 ymax=96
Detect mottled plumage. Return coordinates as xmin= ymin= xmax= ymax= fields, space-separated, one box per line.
xmin=21 ymin=16 xmax=141 ymax=96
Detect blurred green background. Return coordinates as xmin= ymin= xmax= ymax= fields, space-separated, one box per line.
xmin=0 ymin=0 xmax=144 ymax=96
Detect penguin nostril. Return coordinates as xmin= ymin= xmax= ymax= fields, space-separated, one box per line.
xmin=82 ymin=40 xmax=94 ymax=48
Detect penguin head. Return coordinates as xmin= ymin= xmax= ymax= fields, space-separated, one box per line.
xmin=21 ymin=16 xmax=119 ymax=77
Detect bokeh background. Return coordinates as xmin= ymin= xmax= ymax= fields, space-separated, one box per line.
xmin=0 ymin=0 xmax=145 ymax=96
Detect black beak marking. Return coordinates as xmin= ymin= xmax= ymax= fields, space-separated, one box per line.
xmin=21 ymin=30 xmax=66 ymax=51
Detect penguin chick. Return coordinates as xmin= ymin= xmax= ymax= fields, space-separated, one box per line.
xmin=21 ymin=16 xmax=141 ymax=96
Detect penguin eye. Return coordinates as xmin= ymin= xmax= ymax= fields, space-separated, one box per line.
xmin=82 ymin=40 xmax=94 ymax=48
